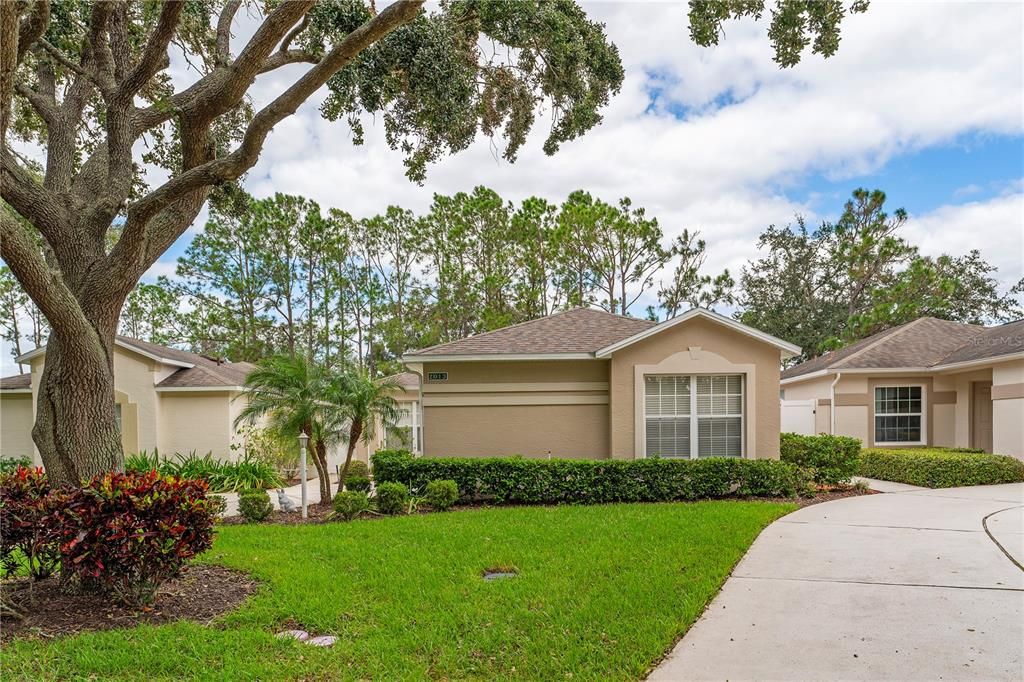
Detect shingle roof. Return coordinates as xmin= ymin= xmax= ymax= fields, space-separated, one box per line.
xmin=781 ymin=316 xmax=1021 ymax=380
xmin=385 ymin=371 xmax=420 ymax=388
xmin=405 ymin=307 xmax=656 ymax=357
xmin=0 ymin=373 xmax=31 ymax=390
xmin=9 ymin=336 xmax=256 ymax=390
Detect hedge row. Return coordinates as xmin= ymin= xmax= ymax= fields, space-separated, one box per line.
xmin=370 ymin=449 xmax=811 ymax=504
xmin=779 ymin=433 xmax=861 ymax=486
xmin=858 ymin=448 xmax=1024 ymax=488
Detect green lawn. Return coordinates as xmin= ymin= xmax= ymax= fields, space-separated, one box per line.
xmin=1 ymin=501 xmax=794 ymax=681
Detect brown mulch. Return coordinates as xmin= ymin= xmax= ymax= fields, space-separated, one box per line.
xmin=1 ymin=564 xmax=258 ymax=642
xmin=794 ymin=485 xmax=879 ymax=507
xmin=219 ymin=501 xmax=336 ymax=525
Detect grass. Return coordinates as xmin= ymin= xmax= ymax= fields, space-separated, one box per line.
xmin=859 ymin=447 xmax=1024 ymax=488
xmin=0 ymin=500 xmax=793 ymax=681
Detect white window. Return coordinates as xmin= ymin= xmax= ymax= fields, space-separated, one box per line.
xmin=644 ymin=374 xmax=744 ymax=458
xmin=874 ymin=386 xmax=924 ymax=444
xmin=114 ymin=403 xmax=123 ymax=433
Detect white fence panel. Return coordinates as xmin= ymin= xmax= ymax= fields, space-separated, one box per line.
xmin=781 ymin=399 xmax=816 ymax=435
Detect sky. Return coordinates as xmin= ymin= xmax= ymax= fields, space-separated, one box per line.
xmin=3 ymin=1 xmax=1024 ymax=375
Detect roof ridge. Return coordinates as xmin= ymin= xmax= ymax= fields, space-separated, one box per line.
xmin=406 ymin=307 xmax=651 ymax=356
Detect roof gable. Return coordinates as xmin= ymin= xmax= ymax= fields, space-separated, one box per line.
xmin=595 ymin=308 xmax=801 ymax=358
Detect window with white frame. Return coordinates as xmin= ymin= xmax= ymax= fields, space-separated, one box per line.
xmin=874 ymin=386 xmax=923 ymax=444
xmin=644 ymin=374 xmax=744 ymax=458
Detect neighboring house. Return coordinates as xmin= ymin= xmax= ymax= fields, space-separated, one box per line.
xmin=780 ymin=317 xmax=1024 ymax=459
xmin=401 ymin=307 xmax=800 ymax=460
xmin=1 ymin=336 xmax=258 ymax=465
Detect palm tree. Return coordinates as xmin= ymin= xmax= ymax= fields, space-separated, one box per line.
xmin=235 ymin=355 xmax=342 ymax=505
xmin=332 ymin=367 xmax=403 ymax=495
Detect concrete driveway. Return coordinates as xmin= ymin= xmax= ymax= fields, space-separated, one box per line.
xmin=649 ymin=481 xmax=1024 ymax=681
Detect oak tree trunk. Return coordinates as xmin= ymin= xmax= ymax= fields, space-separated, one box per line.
xmin=32 ymin=327 xmax=121 ymax=484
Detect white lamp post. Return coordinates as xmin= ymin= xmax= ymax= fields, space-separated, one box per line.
xmin=298 ymin=432 xmax=309 ymax=519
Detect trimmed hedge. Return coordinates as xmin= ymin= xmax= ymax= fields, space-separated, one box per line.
xmin=371 ymin=449 xmax=810 ymax=504
xmin=780 ymin=433 xmax=861 ymax=486
xmin=858 ymin=448 xmax=1024 ymax=488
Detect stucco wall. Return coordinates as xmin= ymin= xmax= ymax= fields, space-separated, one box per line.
xmin=608 ymin=317 xmax=783 ymax=460
xmin=158 ymin=393 xmax=234 ymax=458
xmin=417 ymin=360 xmax=610 ymax=458
xmin=992 ymin=360 xmax=1024 ymax=458
xmin=422 ymin=404 xmax=609 ymax=458
xmin=0 ymin=394 xmax=35 ymax=461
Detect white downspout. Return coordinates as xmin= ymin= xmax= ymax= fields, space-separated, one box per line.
xmin=829 ymin=372 xmax=842 ymax=435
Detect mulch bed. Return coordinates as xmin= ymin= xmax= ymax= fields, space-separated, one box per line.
xmin=793 ymin=485 xmax=878 ymax=507
xmin=219 ymin=501 xmax=336 ymax=525
xmin=1 ymin=564 xmax=258 ymax=642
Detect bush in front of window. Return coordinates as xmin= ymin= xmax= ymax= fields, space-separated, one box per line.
xmin=370 ymin=450 xmax=810 ymax=504
xmin=333 ymin=490 xmax=370 ymax=521
xmin=858 ymin=448 xmax=1024 ymax=488
xmin=779 ymin=433 xmax=861 ymax=486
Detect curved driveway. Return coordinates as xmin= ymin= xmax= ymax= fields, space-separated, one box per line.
xmin=649 ymin=481 xmax=1024 ymax=681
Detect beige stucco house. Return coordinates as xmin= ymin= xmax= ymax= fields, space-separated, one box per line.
xmin=780 ymin=317 xmax=1024 ymax=459
xmin=1 ymin=337 xmax=260 ymax=465
xmin=1 ymin=336 xmax=422 ymax=469
xmin=401 ymin=307 xmax=801 ymax=460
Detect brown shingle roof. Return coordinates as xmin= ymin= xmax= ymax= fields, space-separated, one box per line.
xmin=385 ymin=371 xmax=420 ymax=388
xmin=782 ymin=316 xmax=1021 ymax=380
xmin=405 ymin=307 xmax=656 ymax=357
xmin=0 ymin=373 xmax=31 ymax=390
xmin=940 ymin=319 xmax=1024 ymax=365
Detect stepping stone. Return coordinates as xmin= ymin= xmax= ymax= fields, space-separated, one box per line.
xmin=276 ymin=630 xmax=309 ymax=641
xmin=306 ymin=635 xmax=337 ymax=647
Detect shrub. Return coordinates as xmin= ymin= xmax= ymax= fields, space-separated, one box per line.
xmin=208 ymin=494 xmax=228 ymax=518
xmin=780 ymin=433 xmax=861 ymax=486
xmin=345 ymin=460 xmax=370 ymax=481
xmin=127 ymin=450 xmax=284 ymax=492
xmin=333 ymin=490 xmax=370 ymax=521
xmin=0 ymin=466 xmax=61 ymax=579
xmin=374 ymin=481 xmax=410 ymax=515
xmin=48 ymin=471 xmax=216 ymax=606
xmin=0 ymin=455 xmax=33 ymax=475
xmin=858 ymin=448 xmax=1024 ymax=488
xmin=371 ymin=451 xmax=809 ymax=505
xmin=424 ymin=479 xmax=459 ymax=511
xmin=238 ymin=489 xmax=273 ymax=522
xmin=345 ymin=475 xmax=371 ymax=493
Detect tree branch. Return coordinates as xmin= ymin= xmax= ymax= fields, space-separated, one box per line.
xmin=17 ymin=0 xmax=50 ymax=62
xmin=216 ymin=0 xmax=243 ymax=66
xmin=0 ymin=210 xmax=94 ymax=343
xmin=280 ymin=14 xmax=310 ymax=53
xmin=85 ymin=2 xmax=117 ymax=97
xmin=129 ymin=0 xmax=423 ymax=232
xmin=14 ymin=81 xmax=59 ymax=125
xmin=121 ymin=0 xmax=183 ymax=96
xmin=0 ymin=148 xmax=67 ymax=241
xmin=37 ymin=38 xmax=93 ymax=80
xmin=258 ymin=49 xmax=319 ymax=74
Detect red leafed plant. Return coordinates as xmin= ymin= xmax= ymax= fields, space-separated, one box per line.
xmin=48 ymin=470 xmax=217 ymax=606
xmin=0 ymin=466 xmax=62 ymax=580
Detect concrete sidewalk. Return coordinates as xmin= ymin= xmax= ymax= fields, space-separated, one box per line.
xmin=219 ymin=475 xmax=335 ymax=516
xmin=648 ymin=481 xmax=1024 ymax=681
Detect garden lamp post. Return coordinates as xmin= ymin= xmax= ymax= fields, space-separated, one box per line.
xmin=298 ymin=432 xmax=309 ymax=519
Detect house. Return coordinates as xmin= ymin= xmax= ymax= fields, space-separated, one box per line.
xmin=0 ymin=336 xmax=422 ymax=469
xmin=1 ymin=337 xmax=259 ymax=464
xmin=401 ymin=307 xmax=800 ymax=460
xmin=780 ymin=317 xmax=1024 ymax=459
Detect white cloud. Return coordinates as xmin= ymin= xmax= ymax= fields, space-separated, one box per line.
xmin=904 ymin=192 xmax=1024 ymax=291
